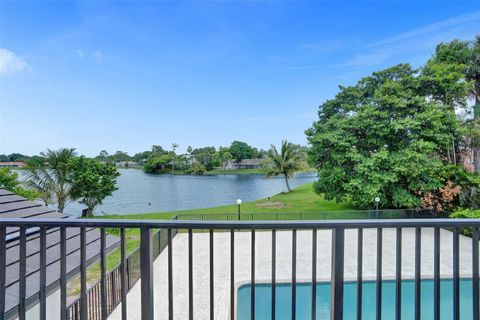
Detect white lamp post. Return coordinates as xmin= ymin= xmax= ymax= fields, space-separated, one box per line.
xmin=375 ymin=197 xmax=380 ymax=212
xmin=236 ymin=199 xmax=242 ymax=220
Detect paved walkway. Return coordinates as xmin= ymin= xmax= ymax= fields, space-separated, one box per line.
xmin=109 ymin=228 xmax=474 ymax=319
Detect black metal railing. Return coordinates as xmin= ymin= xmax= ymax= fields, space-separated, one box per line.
xmin=173 ymin=209 xmax=449 ymax=221
xmin=0 ymin=218 xmax=479 ymax=320
xmin=65 ymin=229 xmax=177 ymax=320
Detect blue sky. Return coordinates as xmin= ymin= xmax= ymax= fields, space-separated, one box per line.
xmin=0 ymin=1 xmax=479 ymax=157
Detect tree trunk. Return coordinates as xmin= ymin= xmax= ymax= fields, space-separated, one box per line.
xmin=452 ymin=140 xmax=456 ymax=165
xmin=474 ymin=96 xmax=480 ymax=120
xmin=475 ymin=147 xmax=480 ymax=173
xmin=284 ymin=173 xmax=291 ymax=192
xmin=58 ymin=200 xmax=65 ymax=213
xmin=81 ymin=208 xmax=92 ymax=217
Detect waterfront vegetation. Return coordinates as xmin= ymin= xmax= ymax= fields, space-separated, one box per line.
xmin=204 ymin=168 xmax=268 ymax=175
xmin=307 ymin=35 xmax=480 ymax=211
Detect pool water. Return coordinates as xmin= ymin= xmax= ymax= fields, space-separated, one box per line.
xmin=237 ymin=279 xmax=474 ymax=319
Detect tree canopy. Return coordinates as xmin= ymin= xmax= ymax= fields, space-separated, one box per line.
xmin=265 ymin=140 xmax=304 ymax=192
xmin=68 ymin=156 xmax=120 ymax=217
xmin=0 ymin=168 xmax=37 ymax=200
xmin=306 ymin=64 xmax=467 ymax=209
xmin=25 ymin=148 xmax=77 ymax=212
xmin=229 ymin=141 xmax=254 ymax=167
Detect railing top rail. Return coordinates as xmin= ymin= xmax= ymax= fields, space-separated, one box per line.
xmin=0 ymin=218 xmax=477 ymax=229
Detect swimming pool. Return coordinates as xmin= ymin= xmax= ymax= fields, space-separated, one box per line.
xmin=237 ymin=279 xmax=474 ymax=319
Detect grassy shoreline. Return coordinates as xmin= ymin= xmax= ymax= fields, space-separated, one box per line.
xmin=103 ymin=182 xmax=353 ymax=220
xmin=143 ymin=168 xmax=316 ymax=176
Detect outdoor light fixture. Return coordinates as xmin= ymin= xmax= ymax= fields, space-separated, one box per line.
xmin=237 ymin=199 xmax=242 ymax=220
xmin=375 ymin=196 xmax=380 ymax=212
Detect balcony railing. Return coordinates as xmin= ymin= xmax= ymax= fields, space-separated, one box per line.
xmin=0 ymin=218 xmax=479 ymax=320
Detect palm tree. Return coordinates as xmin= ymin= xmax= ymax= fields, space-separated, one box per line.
xmin=265 ymin=140 xmax=302 ymax=192
xmin=25 ymin=148 xmax=77 ymax=213
xmin=171 ymin=143 xmax=179 ymax=172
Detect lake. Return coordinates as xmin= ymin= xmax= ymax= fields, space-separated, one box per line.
xmin=19 ymin=170 xmax=317 ymax=216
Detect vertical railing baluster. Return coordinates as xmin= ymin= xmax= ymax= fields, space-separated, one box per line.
xmin=88 ymin=286 xmax=92 ymax=318
xmin=251 ymin=229 xmax=256 ymax=320
xmin=357 ymin=228 xmax=363 ymax=320
xmin=111 ymin=268 xmax=117 ymax=307
xmin=140 ymin=227 xmax=154 ymax=320
xmin=39 ymin=227 xmax=47 ymax=320
xmin=127 ymin=257 xmax=131 ymax=289
xmin=292 ymin=229 xmax=297 ymax=320
xmin=19 ymin=227 xmax=26 ymax=320
xmin=80 ymin=227 xmax=87 ymax=320
xmin=168 ymin=228 xmax=173 ymax=320
xmin=396 ymin=228 xmax=402 ymax=320
xmin=473 ymin=228 xmax=479 ymax=320
xmin=434 ymin=227 xmax=440 ymax=320
xmin=230 ymin=229 xmax=235 ymax=320
xmin=453 ymin=228 xmax=460 ymax=320
xmin=189 ymin=229 xmax=194 ymax=320
xmin=0 ymin=227 xmax=6 ymax=319
xmin=60 ymin=227 xmax=67 ymax=320
xmin=120 ymin=228 xmax=127 ymax=320
xmin=376 ymin=228 xmax=382 ymax=320
xmin=272 ymin=229 xmax=276 ymax=320
xmin=331 ymin=228 xmax=345 ymax=320
xmin=312 ymin=229 xmax=317 ymax=320
xmin=415 ymin=227 xmax=421 ymax=320
xmin=97 ymin=285 xmax=100 ymax=319
xmin=209 ymin=229 xmax=214 ymax=320
xmin=100 ymin=228 xmax=107 ymax=320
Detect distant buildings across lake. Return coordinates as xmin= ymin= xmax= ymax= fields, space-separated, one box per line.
xmin=115 ymin=160 xmax=141 ymax=168
xmin=223 ymin=159 xmax=264 ymax=170
xmin=0 ymin=161 xmax=26 ymax=168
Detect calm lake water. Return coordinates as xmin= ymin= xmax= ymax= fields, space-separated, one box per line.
xmin=18 ymin=170 xmax=316 ymax=217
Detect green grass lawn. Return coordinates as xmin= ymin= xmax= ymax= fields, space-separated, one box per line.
xmin=104 ymin=182 xmax=354 ymax=220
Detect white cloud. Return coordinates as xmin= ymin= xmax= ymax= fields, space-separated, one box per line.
xmin=0 ymin=48 xmax=30 ymax=75
xmin=93 ymin=50 xmax=103 ymax=61
xmin=75 ymin=49 xmax=84 ymax=59
xmin=366 ymin=11 xmax=480 ymax=48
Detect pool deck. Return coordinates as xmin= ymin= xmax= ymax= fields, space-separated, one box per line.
xmin=109 ymin=228 xmax=475 ymax=319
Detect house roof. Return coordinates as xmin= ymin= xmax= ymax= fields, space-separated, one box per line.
xmin=226 ymin=158 xmax=264 ymax=165
xmin=0 ymin=189 xmax=120 ymax=318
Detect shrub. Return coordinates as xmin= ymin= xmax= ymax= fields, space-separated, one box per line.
xmin=450 ymin=208 xmax=480 ymax=236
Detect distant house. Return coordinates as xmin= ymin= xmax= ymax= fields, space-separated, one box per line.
xmin=223 ymin=158 xmax=264 ymax=170
xmin=116 ymin=161 xmax=140 ymax=168
xmin=0 ymin=189 xmax=119 ymax=320
xmin=0 ymin=161 xmax=27 ymax=168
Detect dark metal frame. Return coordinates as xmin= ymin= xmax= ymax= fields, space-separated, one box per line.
xmin=0 ymin=218 xmax=479 ymax=320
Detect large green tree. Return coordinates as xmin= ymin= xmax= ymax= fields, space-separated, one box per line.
xmin=213 ymin=147 xmax=233 ymax=169
xmin=426 ymin=36 xmax=480 ymax=171
xmin=191 ymin=147 xmax=218 ymax=170
xmin=306 ymin=64 xmax=465 ymax=209
xmin=229 ymin=141 xmax=254 ymax=168
xmin=143 ymin=154 xmax=174 ymax=173
xmin=68 ymin=157 xmax=120 ymax=217
xmin=25 ymin=148 xmax=77 ymax=212
xmin=428 ymin=36 xmax=480 ymax=114
xmin=265 ymin=140 xmax=303 ymax=192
